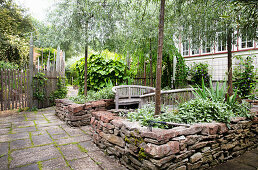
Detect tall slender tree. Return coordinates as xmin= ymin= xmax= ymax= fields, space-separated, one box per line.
xmin=155 ymin=0 xmax=165 ymax=115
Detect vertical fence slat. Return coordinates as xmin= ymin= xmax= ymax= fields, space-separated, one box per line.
xmin=13 ymin=69 xmax=17 ymax=109
xmin=17 ymin=69 xmax=21 ymax=109
xmin=0 ymin=69 xmax=3 ymax=111
xmin=7 ymin=69 xmax=11 ymax=110
xmin=10 ymin=69 xmax=14 ymax=109
xmin=19 ymin=69 xmax=23 ymax=108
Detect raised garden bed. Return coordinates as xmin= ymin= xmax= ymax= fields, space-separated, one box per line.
xmin=55 ymin=99 xmax=258 ymax=169
xmin=55 ymin=99 xmax=114 ymax=127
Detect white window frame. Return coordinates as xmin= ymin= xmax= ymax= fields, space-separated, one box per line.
xmin=240 ymin=34 xmax=254 ymax=49
xmin=202 ymin=38 xmax=212 ymax=54
xmin=182 ymin=40 xmax=189 ymax=56
xmin=216 ymin=32 xmax=227 ymax=52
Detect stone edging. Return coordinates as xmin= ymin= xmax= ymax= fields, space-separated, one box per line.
xmin=55 ymin=99 xmax=258 ymax=169
xmin=90 ymin=111 xmax=258 ymax=170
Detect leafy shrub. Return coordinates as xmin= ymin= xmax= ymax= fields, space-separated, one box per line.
xmin=74 ymin=54 xmax=129 ymax=92
xmin=175 ymin=55 xmax=188 ymax=88
xmin=189 ymin=62 xmax=211 ymax=87
xmin=233 ymin=55 xmax=257 ymax=98
xmin=49 ymin=77 xmax=67 ymax=105
xmin=70 ymin=86 xmax=114 ymax=104
xmin=0 ymin=61 xmax=18 ymax=69
xmin=32 ymin=72 xmax=48 ymax=102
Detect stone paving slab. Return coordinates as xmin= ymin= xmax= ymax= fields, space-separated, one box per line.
xmin=0 ymin=155 xmax=8 ymax=170
xmin=0 ymin=142 xmax=9 ymax=156
xmin=0 ymin=128 xmax=10 ymax=135
xmin=32 ymin=134 xmax=53 ymax=146
xmin=10 ymin=145 xmax=61 ymax=168
xmin=12 ymin=126 xmax=37 ymax=133
xmin=42 ymin=157 xmax=70 ymax=170
xmin=87 ymin=150 xmax=127 ymax=170
xmin=10 ymin=138 xmax=31 ymax=150
xmin=0 ymin=132 xmax=29 ymax=143
xmin=55 ymin=135 xmax=91 ymax=145
xmin=69 ymin=157 xmax=101 ymax=170
xmin=59 ymin=144 xmax=88 ymax=160
xmin=12 ymin=164 xmax=39 ymax=170
xmin=79 ymin=141 xmax=100 ymax=152
xmin=61 ymin=126 xmax=86 ymax=137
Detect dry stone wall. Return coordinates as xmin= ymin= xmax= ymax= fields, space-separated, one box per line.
xmin=55 ymin=99 xmax=258 ymax=169
xmin=55 ymin=99 xmax=114 ymax=127
xmin=90 ymin=111 xmax=258 ymax=170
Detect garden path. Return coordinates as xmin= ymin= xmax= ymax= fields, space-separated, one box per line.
xmin=0 ymin=107 xmax=126 ymax=170
xmin=67 ymin=86 xmax=79 ymax=98
xmin=0 ymin=107 xmax=257 ymax=170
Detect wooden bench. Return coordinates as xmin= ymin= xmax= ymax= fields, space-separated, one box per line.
xmin=112 ymin=85 xmax=155 ymax=110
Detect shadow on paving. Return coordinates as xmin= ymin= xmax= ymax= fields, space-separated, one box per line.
xmin=0 ymin=107 xmax=126 ymax=170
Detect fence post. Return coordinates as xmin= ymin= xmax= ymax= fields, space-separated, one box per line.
xmin=28 ymin=34 xmax=34 ymax=108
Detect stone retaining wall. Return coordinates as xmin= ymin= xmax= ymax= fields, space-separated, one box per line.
xmin=55 ymin=99 xmax=114 ymax=127
xmin=90 ymin=111 xmax=258 ymax=170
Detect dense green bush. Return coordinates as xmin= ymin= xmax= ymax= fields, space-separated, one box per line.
xmin=233 ymin=55 xmax=257 ymax=98
xmin=128 ymin=78 xmax=251 ymax=129
xmin=175 ymin=55 xmax=188 ymax=88
xmin=74 ymin=54 xmax=129 ymax=93
xmin=189 ymin=62 xmax=211 ymax=87
xmin=49 ymin=77 xmax=67 ymax=105
xmin=70 ymin=86 xmax=114 ymax=104
xmin=0 ymin=61 xmax=19 ymax=69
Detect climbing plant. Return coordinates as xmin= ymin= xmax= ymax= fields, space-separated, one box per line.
xmin=32 ymin=72 xmax=48 ymax=102
xmin=49 ymin=77 xmax=67 ymax=105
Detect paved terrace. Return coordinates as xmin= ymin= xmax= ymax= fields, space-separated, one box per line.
xmin=0 ymin=107 xmax=257 ymax=170
xmin=0 ymin=107 xmax=126 ymax=170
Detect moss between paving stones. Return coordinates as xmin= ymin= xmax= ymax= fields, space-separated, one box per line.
xmin=45 ymin=130 xmax=72 ymax=169
xmin=7 ymin=142 xmax=12 ymax=168
xmin=29 ymin=132 xmax=34 ymax=146
xmin=37 ymin=161 xmax=43 ymax=170
xmin=42 ymin=114 xmax=51 ymax=123
xmin=77 ymin=144 xmax=88 ymax=153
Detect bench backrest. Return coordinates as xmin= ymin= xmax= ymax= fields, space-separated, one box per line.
xmin=112 ymin=85 xmax=155 ymax=99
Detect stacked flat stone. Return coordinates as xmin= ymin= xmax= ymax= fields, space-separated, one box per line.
xmin=90 ymin=111 xmax=258 ymax=170
xmin=55 ymin=99 xmax=114 ymax=127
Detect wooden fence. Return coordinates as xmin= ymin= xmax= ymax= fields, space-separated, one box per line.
xmin=0 ymin=36 xmax=65 ymax=111
xmin=0 ymin=69 xmax=29 ymax=111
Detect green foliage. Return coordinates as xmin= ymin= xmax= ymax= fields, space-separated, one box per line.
xmin=35 ymin=48 xmax=57 ymax=66
xmin=0 ymin=0 xmax=33 ymax=66
xmin=175 ymin=55 xmax=188 ymax=88
xmin=32 ymin=72 xmax=48 ymax=102
xmin=0 ymin=61 xmax=18 ymax=69
xmin=189 ymin=62 xmax=211 ymax=87
xmin=233 ymin=55 xmax=257 ymax=98
xmin=49 ymin=77 xmax=67 ymax=105
xmin=192 ymin=79 xmax=227 ymax=103
xmin=74 ymin=54 xmax=129 ymax=92
xmin=191 ymin=78 xmax=250 ymax=117
xmin=177 ymin=98 xmax=233 ymax=124
xmin=70 ymin=86 xmax=114 ymax=104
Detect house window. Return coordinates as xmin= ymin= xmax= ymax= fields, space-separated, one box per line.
xmin=217 ymin=33 xmax=227 ymax=52
xmin=183 ymin=41 xmax=189 ymax=56
xmin=191 ymin=44 xmax=199 ymax=55
xmin=202 ymin=38 xmax=212 ymax=54
xmin=241 ymin=34 xmax=254 ymax=48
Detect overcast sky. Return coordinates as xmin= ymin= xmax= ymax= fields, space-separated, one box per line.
xmin=15 ymin=0 xmax=55 ymax=22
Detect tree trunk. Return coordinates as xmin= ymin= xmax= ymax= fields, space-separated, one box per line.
xmin=84 ymin=21 xmax=88 ymax=96
xmin=150 ymin=38 xmax=153 ymax=87
xmin=155 ymin=0 xmax=165 ymax=115
xmin=227 ymin=28 xmax=233 ymax=96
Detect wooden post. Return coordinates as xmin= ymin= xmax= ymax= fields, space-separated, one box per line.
xmin=172 ymin=56 xmax=177 ymax=89
xmin=56 ymin=46 xmax=60 ymax=75
xmin=28 ymin=34 xmax=34 ymax=108
xmin=0 ymin=69 xmax=3 ymax=111
xmin=144 ymin=61 xmax=147 ymax=86
xmin=155 ymin=0 xmax=165 ymax=115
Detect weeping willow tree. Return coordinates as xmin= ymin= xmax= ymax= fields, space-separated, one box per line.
xmin=169 ymin=0 xmax=257 ymax=96
xmin=49 ymin=0 xmax=125 ymax=96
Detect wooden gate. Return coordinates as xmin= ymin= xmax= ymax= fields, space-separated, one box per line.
xmin=0 ymin=36 xmax=65 ymax=111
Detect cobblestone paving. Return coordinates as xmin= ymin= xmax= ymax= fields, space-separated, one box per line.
xmin=0 ymin=107 xmax=126 ymax=170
